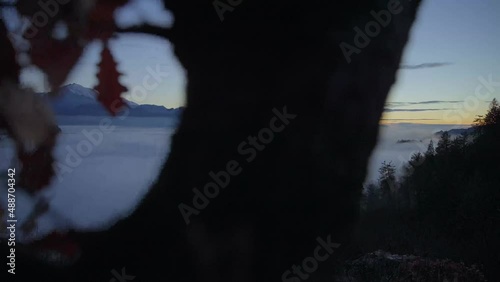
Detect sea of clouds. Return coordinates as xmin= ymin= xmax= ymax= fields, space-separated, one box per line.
xmin=0 ymin=117 xmax=467 ymax=241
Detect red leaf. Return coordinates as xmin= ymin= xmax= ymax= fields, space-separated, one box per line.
xmin=87 ymin=0 xmax=129 ymax=40
xmin=22 ymin=1 xmax=128 ymax=89
xmin=18 ymin=127 xmax=59 ymax=193
xmin=0 ymin=21 xmax=20 ymax=83
xmin=0 ymin=115 xmax=6 ymax=131
xmin=28 ymin=231 xmax=81 ymax=263
xmin=94 ymin=42 xmax=128 ymax=116
xmin=29 ymin=38 xmax=84 ymax=89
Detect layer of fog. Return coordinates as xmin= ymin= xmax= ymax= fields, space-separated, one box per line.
xmin=0 ymin=119 xmax=467 ymax=242
xmin=366 ymin=123 xmax=468 ymax=183
xmin=0 ymin=117 xmax=174 ymax=242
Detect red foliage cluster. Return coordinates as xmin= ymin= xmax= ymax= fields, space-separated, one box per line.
xmin=0 ymin=0 xmax=132 ymax=259
xmin=94 ymin=42 xmax=129 ymax=116
xmin=404 ymin=257 xmax=486 ymax=281
xmin=341 ymin=250 xmax=486 ymax=281
xmin=17 ymin=126 xmax=60 ymax=193
xmin=0 ymin=23 xmax=20 ymax=83
xmin=1 ymin=0 xmax=131 ymax=193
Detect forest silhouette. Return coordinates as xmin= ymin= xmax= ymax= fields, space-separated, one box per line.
xmin=360 ymin=99 xmax=500 ymax=280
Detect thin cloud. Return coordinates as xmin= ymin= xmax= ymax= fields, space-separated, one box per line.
xmin=384 ymin=108 xmax=455 ymax=112
xmin=400 ymin=62 xmax=453 ymax=70
xmin=381 ymin=118 xmax=439 ymax=121
xmin=386 ymin=101 xmax=463 ymax=107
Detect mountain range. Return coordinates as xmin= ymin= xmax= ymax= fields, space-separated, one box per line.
xmin=433 ymin=127 xmax=475 ymax=137
xmin=40 ymin=84 xmax=183 ymax=117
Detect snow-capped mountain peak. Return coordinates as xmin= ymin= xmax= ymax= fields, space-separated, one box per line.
xmin=41 ymin=83 xmax=182 ymax=117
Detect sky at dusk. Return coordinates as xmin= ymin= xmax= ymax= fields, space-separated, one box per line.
xmin=8 ymin=0 xmax=500 ymax=124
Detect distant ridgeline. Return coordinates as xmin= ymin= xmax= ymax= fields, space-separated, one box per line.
xmin=433 ymin=127 xmax=475 ymax=138
xmin=39 ymin=84 xmax=183 ymax=117
xmin=396 ymin=139 xmax=422 ymax=144
xmin=395 ymin=128 xmax=475 ymax=144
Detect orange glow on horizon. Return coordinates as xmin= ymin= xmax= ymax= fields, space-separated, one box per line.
xmin=380 ymin=110 xmax=481 ymax=125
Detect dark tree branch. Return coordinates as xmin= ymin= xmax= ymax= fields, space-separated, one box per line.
xmin=115 ymin=24 xmax=171 ymax=40
xmin=6 ymin=1 xmax=424 ymax=281
xmin=0 ymin=2 xmax=16 ymax=7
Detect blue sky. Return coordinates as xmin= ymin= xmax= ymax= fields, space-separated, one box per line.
xmin=11 ymin=0 xmax=500 ymax=124
xmin=385 ymin=0 xmax=500 ymax=124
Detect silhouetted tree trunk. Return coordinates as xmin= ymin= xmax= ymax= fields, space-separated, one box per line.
xmin=8 ymin=1 xmax=422 ymax=281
